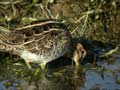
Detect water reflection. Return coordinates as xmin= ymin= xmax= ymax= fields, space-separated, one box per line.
xmin=0 ymin=57 xmax=85 ymax=90
xmin=25 ymin=67 xmax=85 ymax=90
xmin=81 ymin=52 xmax=120 ymax=90
xmin=0 ymin=52 xmax=120 ymax=90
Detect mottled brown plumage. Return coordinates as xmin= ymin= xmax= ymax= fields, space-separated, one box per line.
xmin=0 ymin=20 xmax=86 ymax=69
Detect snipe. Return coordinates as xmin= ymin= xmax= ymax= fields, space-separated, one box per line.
xmin=0 ymin=20 xmax=86 ymax=69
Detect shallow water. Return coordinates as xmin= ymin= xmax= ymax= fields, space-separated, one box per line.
xmin=81 ymin=57 xmax=120 ymax=90
xmin=0 ymin=51 xmax=120 ymax=90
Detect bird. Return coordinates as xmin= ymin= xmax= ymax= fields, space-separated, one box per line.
xmin=0 ymin=19 xmax=86 ymax=69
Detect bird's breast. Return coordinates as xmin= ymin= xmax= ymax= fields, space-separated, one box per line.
xmin=20 ymin=50 xmax=40 ymax=62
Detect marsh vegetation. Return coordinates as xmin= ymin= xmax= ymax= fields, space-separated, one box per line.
xmin=0 ymin=0 xmax=120 ymax=90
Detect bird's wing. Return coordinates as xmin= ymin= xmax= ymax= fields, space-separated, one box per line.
xmin=0 ymin=32 xmax=25 ymax=45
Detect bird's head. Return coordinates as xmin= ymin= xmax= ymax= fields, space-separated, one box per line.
xmin=73 ymin=43 xmax=86 ymax=66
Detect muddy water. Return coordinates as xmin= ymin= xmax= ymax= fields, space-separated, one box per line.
xmin=81 ymin=54 xmax=120 ymax=90
xmin=0 ymin=52 xmax=120 ymax=90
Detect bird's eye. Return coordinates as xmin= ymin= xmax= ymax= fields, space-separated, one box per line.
xmin=81 ymin=51 xmax=84 ymax=54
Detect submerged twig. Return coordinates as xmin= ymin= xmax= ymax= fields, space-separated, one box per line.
xmin=100 ymin=46 xmax=119 ymax=57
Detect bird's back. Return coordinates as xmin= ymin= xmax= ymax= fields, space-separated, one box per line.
xmin=0 ymin=20 xmax=71 ymax=63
